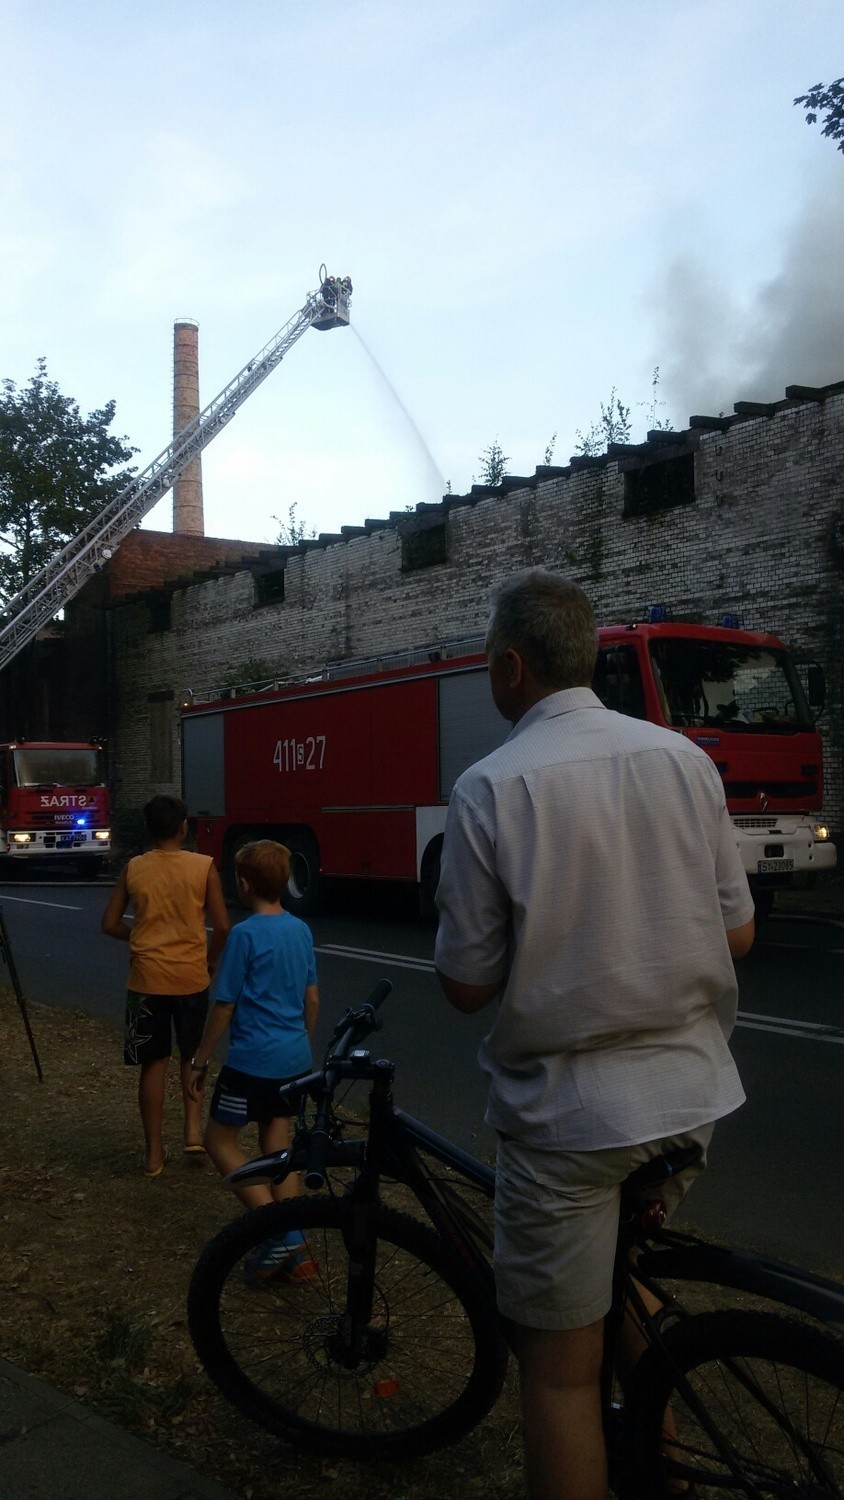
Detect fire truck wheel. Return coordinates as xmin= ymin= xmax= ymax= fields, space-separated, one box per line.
xmin=224 ymin=831 xmax=265 ymax=899
xmin=419 ymin=838 xmax=443 ymax=922
xmin=281 ymin=833 xmax=321 ymax=918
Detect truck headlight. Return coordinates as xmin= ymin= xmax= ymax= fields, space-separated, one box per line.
xmin=94 ymin=829 xmax=111 ymax=843
xmin=812 ymin=823 xmax=830 ymax=841
xmin=12 ymin=832 xmax=32 ymax=844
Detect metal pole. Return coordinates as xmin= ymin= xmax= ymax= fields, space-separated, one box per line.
xmin=0 ymin=902 xmax=43 ymax=1081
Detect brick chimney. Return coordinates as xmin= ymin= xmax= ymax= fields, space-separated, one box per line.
xmin=173 ymin=319 xmax=204 ymax=536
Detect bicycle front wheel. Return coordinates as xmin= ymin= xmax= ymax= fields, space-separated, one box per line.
xmin=188 ymin=1197 xmax=509 ymax=1460
xmin=627 ymin=1309 xmax=844 ymax=1496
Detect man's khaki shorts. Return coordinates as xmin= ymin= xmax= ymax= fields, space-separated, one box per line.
xmin=493 ymin=1124 xmax=713 ymax=1331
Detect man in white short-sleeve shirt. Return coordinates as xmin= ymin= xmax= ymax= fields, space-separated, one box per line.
xmin=435 ymin=570 xmax=755 ymax=1500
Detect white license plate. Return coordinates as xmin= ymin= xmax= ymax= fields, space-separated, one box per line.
xmin=757 ymin=858 xmax=794 ymax=873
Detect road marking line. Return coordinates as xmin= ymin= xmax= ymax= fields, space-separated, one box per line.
xmin=317 ymin=946 xmax=844 ymax=1044
xmin=316 ymin=943 xmax=435 ymax=973
xmin=736 ymin=1019 xmax=844 ymax=1044
xmin=758 ymin=941 xmax=844 ymax=955
xmin=0 ymin=894 xmax=82 ymax=911
xmin=738 ymin=1009 xmax=839 ymax=1032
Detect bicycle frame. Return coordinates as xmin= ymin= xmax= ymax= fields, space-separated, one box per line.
xmin=231 ymin=1058 xmax=844 ymax=1340
xmin=230 ymin=1084 xmax=502 ymax=1327
xmin=635 ymin=1232 xmax=844 ymax=1329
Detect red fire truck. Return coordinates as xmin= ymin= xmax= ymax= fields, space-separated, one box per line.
xmin=0 ymin=741 xmax=111 ymax=876
xmin=181 ymin=616 xmax=835 ymax=920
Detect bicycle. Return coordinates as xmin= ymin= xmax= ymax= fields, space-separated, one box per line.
xmin=188 ymin=980 xmax=844 ymax=1495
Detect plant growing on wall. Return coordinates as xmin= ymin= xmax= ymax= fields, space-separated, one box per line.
xmin=639 ymin=367 xmax=672 ymax=433
xmin=0 ymin=360 xmax=136 ymax=602
xmin=220 ymin=659 xmax=279 ymax=691
xmin=477 ymin=438 xmax=510 ymax=486
xmin=574 ymin=389 xmax=632 ymax=456
xmin=273 ymin=502 xmax=316 ymax=546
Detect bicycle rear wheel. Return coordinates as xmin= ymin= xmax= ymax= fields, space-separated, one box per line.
xmin=188 ymin=1197 xmax=509 ymax=1460
xmin=627 ymin=1309 xmax=844 ymax=1496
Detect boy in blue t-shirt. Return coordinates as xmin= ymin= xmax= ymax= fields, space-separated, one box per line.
xmin=188 ymin=840 xmax=319 ymax=1277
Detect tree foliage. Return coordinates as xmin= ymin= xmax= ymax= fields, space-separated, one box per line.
xmin=0 ymin=359 xmax=137 ymax=602
xmin=794 ymin=78 xmax=844 ymax=152
xmin=477 ymin=438 xmax=509 ymax=486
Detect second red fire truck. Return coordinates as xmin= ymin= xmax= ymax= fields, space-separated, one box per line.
xmin=181 ymin=614 xmax=835 ymax=921
xmin=0 ymin=740 xmax=111 ymax=876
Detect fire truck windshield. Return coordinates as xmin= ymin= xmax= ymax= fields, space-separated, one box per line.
xmin=648 ymin=640 xmax=814 ymax=733
xmin=12 ymin=747 xmax=104 ymax=786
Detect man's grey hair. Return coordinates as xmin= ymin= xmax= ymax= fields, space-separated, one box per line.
xmin=485 ymin=570 xmax=598 ymax=688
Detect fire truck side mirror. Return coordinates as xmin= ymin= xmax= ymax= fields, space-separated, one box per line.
xmin=806 ymin=664 xmax=826 ymax=718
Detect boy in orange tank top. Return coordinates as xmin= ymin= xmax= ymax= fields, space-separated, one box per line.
xmin=102 ymin=795 xmax=230 ymax=1176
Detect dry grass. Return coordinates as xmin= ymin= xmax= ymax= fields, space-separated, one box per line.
xmin=2 ymin=978 xmax=841 ymax=1500
xmin=0 ymin=991 xmax=525 ymax=1500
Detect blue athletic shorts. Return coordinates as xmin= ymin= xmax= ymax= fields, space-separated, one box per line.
xmin=209 ymin=1064 xmax=303 ymax=1127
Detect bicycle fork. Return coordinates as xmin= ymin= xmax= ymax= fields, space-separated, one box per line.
xmin=327 ymin=1062 xmax=394 ymax=1372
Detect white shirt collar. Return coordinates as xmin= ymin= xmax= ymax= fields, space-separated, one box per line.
xmin=507 ymin=686 xmax=606 ymax=740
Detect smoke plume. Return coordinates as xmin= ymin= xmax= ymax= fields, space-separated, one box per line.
xmin=656 ymin=177 xmax=844 ymax=422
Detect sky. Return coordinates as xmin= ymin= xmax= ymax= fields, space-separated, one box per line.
xmin=2 ymin=0 xmax=842 ymax=546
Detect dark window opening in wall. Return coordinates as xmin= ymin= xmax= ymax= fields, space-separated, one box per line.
xmin=254 ymin=568 xmax=286 ymax=607
xmin=148 ymin=692 xmax=174 ymax=782
xmin=623 ymin=453 xmax=695 ymax=518
xmin=401 ymin=522 xmax=448 ymax=572
xmin=147 ymin=596 xmax=172 ymax=633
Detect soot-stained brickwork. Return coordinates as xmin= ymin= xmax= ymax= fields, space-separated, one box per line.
xmin=101 ymin=383 xmax=844 ymax=835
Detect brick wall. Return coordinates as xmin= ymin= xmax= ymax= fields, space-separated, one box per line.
xmin=104 ymin=530 xmax=284 ymax=600
xmin=103 ymin=388 xmax=844 ymax=834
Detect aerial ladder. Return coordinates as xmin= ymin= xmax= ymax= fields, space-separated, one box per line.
xmin=0 ymin=269 xmax=352 ymax=674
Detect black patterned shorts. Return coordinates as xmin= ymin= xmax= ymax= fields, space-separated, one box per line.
xmin=123 ymin=989 xmax=209 ymax=1066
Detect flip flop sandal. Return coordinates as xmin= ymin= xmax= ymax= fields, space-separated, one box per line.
xmin=143 ymin=1145 xmax=170 ymax=1178
xmin=182 ymin=1144 xmax=206 ymax=1155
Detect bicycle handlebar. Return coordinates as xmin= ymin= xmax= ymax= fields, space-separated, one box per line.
xmin=303 ymin=979 xmax=393 ymax=1189
xmin=330 ymin=978 xmax=393 ymax=1054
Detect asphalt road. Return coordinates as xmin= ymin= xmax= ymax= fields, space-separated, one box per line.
xmin=1 ymin=877 xmax=841 ymax=1277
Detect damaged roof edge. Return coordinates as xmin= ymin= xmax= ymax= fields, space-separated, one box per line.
xmin=103 ymin=378 xmax=843 ymax=607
